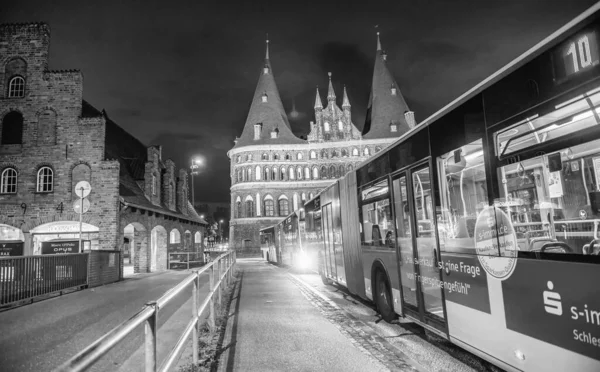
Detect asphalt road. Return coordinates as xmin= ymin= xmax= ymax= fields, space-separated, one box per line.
xmin=0 ymin=270 xmax=205 ymax=372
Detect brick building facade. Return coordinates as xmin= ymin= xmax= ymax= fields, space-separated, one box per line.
xmin=228 ymin=35 xmax=416 ymax=250
xmin=0 ymin=23 xmax=206 ymax=275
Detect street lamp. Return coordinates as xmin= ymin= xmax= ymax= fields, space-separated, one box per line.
xmin=190 ymin=156 xmax=204 ymax=206
xmin=219 ymin=219 xmax=224 ymax=246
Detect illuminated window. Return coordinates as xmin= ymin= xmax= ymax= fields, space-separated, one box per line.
xmin=262 ymin=153 xmax=268 ymax=160
xmin=312 ymin=167 xmax=319 ymax=179
xmin=1 ymin=168 xmax=17 ymax=193
xmin=170 ymin=229 xmax=181 ymax=243
xmin=289 ymin=167 xmax=295 ymax=180
xmin=310 ymin=151 xmax=317 ymax=159
xmin=255 ymin=166 xmax=261 ymax=180
xmin=8 ymin=76 xmax=25 ymax=98
xmin=278 ymin=198 xmax=289 ymax=216
xmin=297 ymin=166 xmax=302 ymax=180
xmin=364 ymin=147 xmax=370 ymax=156
xmin=352 ymin=148 xmax=359 ymax=156
xmin=264 ymin=167 xmax=269 ymax=180
xmin=264 ymin=198 xmax=275 ymax=216
xmin=324 ymin=121 xmax=330 ymax=132
xmin=304 ymin=167 xmax=310 ymax=179
xmin=36 ymin=166 xmax=53 ymax=192
xmin=338 ymin=120 xmax=344 ymax=131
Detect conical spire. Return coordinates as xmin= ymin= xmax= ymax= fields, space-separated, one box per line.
xmin=314 ymin=86 xmax=323 ymax=110
xmin=342 ymin=85 xmax=350 ymax=108
xmin=363 ymin=32 xmax=411 ymax=139
xmin=233 ymin=38 xmax=304 ymax=148
xmin=327 ymin=72 xmax=336 ymax=101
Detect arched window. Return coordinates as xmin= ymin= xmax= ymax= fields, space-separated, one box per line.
xmin=364 ymin=147 xmax=370 ymax=156
xmin=297 ymin=166 xmax=302 ymax=180
xmin=1 ymin=111 xmax=24 ymax=145
xmin=37 ymin=166 xmax=53 ymax=192
xmin=264 ymin=167 xmax=269 ymax=181
xmin=285 ymin=153 xmax=291 ymax=160
xmin=320 ymin=166 xmax=327 ymax=179
xmin=352 ymin=148 xmax=359 ymax=156
xmin=264 ymin=196 xmax=275 ymax=216
xmin=236 ymin=197 xmax=242 ymax=218
xmin=239 ymin=169 xmax=244 ymax=182
xmin=304 ymin=167 xmax=310 ymax=180
xmin=255 ymin=166 xmax=261 ymax=180
xmin=293 ymin=194 xmax=299 ymax=211
xmin=297 ymin=153 xmax=303 ymax=160
xmin=246 ymin=198 xmax=255 ymax=217
xmin=341 ymin=149 xmax=348 ymax=157
xmin=321 ymin=149 xmax=328 ymax=159
xmin=8 ymin=76 xmax=25 ymax=98
xmin=313 ymin=167 xmax=319 ymax=179
xmin=301 ymin=193 xmax=306 ymax=203
xmin=280 ymin=167 xmax=286 ymax=181
xmin=170 ymin=229 xmax=181 ymax=244
xmin=309 ymin=192 xmax=314 ymax=199
xmin=347 ymin=164 xmax=353 ymax=172
xmin=272 ymin=167 xmax=277 ymax=181
xmin=310 ymin=151 xmax=317 ymax=159
xmin=233 ymin=171 xmax=237 ymax=184
xmin=289 ymin=167 xmax=295 ymax=180
xmin=247 ymin=154 xmax=252 ymax=161
xmin=324 ymin=121 xmax=330 ymax=132
xmin=247 ymin=167 xmax=252 ymax=181
xmin=262 ymin=153 xmax=268 ymax=160
xmin=339 ymin=165 xmax=345 ymax=177
xmin=278 ymin=198 xmax=289 ymax=216
xmin=274 ymin=153 xmax=280 ymax=161
xmin=1 ymin=168 xmax=17 ymax=194
xmin=331 ymin=150 xmax=337 ymax=158
xmin=330 ymin=165 xmax=336 ymax=178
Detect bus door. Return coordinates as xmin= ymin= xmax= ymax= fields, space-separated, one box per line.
xmin=321 ymin=203 xmax=337 ymax=280
xmin=393 ymin=164 xmax=447 ymax=333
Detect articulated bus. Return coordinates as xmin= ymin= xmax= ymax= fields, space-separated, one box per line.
xmin=261 ymin=209 xmax=315 ymax=270
xmin=303 ymin=4 xmax=600 ymax=371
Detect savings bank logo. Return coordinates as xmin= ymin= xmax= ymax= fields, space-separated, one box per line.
xmin=543 ymin=281 xmax=562 ymax=316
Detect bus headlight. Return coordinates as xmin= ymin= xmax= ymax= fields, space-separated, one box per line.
xmin=296 ymin=251 xmax=311 ymax=270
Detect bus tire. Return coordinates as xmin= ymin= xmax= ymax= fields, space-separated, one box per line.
xmin=375 ymin=270 xmax=395 ymax=323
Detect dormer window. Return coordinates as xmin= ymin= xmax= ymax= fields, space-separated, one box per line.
xmin=8 ymin=76 xmax=25 ymax=98
xmin=254 ymin=123 xmax=262 ymax=140
xmin=390 ymin=122 xmax=398 ymax=132
xmin=271 ymin=128 xmax=279 ymax=138
xmin=324 ymin=121 xmax=330 ymax=132
xmin=382 ymin=51 xmax=387 ymax=61
xmin=391 ymin=85 xmax=397 ymax=96
xmin=261 ymin=92 xmax=268 ymax=103
xmin=263 ymin=64 xmax=269 ymax=74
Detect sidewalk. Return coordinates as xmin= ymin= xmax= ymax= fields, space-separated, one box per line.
xmin=217 ymin=259 xmax=390 ymax=372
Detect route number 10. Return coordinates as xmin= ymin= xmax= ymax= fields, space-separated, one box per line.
xmin=566 ymin=35 xmax=594 ymax=73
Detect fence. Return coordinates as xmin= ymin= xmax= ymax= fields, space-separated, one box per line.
xmin=0 ymin=253 xmax=88 ymax=307
xmin=55 ymin=250 xmax=237 ymax=372
xmin=167 ymin=251 xmax=205 ymax=270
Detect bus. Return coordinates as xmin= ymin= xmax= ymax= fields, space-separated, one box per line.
xmin=307 ymin=3 xmax=600 ymax=371
xmin=260 ymin=225 xmax=277 ymax=262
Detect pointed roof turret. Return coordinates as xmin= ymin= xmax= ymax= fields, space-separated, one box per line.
xmin=314 ymin=86 xmax=323 ymax=110
xmin=363 ymin=31 xmax=412 ymax=139
xmin=342 ymin=85 xmax=350 ymax=108
xmin=232 ymin=38 xmax=304 ymax=148
xmin=327 ymin=72 xmax=336 ymax=101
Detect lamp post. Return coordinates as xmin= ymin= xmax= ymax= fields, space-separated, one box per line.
xmin=190 ymin=157 xmax=203 ymax=207
xmin=219 ymin=219 xmax=224 ymax=246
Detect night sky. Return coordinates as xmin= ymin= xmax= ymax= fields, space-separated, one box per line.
xmin=2 ymin=0 xmax=598 ymax=202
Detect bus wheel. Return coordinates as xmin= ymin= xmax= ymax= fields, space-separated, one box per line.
xmin=375 ymin=271 xmax=395 ymax=323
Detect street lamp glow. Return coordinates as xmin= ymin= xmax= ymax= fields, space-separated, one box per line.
xmin=200 ymin=214 xmax=205 ymax=219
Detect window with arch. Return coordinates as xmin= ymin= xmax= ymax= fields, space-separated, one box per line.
xmin=293 ymin=194 xmax=299 ymax=211
xmin=272 ymin=167 xmax=277 ymax=181
xmin=338 ymin=120 xmax=344 ymax=131
xmin=285 ymin=153 xmax=291 ymax=160
xmin=352 ymin=148 xmax=359 ymax=156
xmin=1 ymin=111 xmax=24 ymax=145
xmin=8 ymin=76 xmax=25 ymax=98
xmin=297 ymin=166 xmax=302 ymax=180
xmin=297 ymin=153 xmax=303 ymax=160
xmin=342 ymin=149 xmax=348 ymax=157
xmin=274 ymin=153 xmax=280 ymax=161
xmin=324 ymin=121 xmax=330 ymax=132
xmin=347 ymin=164 xmax=353 ymax=172
xmin=321 ymin=149 xmax=328 ymax=159
xmin=278 ymin=198 xmax=289 ymax=216
xmin=310 ymin=151 xmax=317 ymax=159
xmin=236 ymin=200 xmax=242 ymax=218
xmin=246 ymin=199 xmax=255 ymax=217
xmin=239 ymin=169 xmax=244 ymax=182
xmin=170 ymin=229 xmax=181 ymax=244
xmin=312 ymin=167 xmax=318 ymax=179
xmin=331 ymin=150 xmax=338 ymax=158
xmin=264 ymin=196 xmax=275 ymax=216
xmin=36 ymin=166 xmax=53 ymax=193
xmin=289 ymin=167 xmax=295 ymax=180
xmin=264 ymin=167 xmax=269 ymax=181
xmin=255 ymin=166 xmax=261 ymax=180
xmin=247 ymin=168 xmax=252 ymax=181
xmin=339 ymin=165 xmax=345 ymax=177
xmin=364 ymin=147 xmax=370 ymax=156
xmin=246 ymin=154 xmax=252 ymax=161
xmin=309 ymin=192 xmax=314 ymax=199
xmin=262 ymin=153 xmax=268 ymax=160
xmin=1 ymin=168 xmax=17 ymax=194
xmin=330 ymin=165 xmax=336 ymax=178
xmin=280 ymin=167 xmax=286 ymax=181
xmin=236 ymin=155 xmax=241 ymax=163
xmin=301 ymin=193 xmax=306 ymax=203
xmin=304 ymin=167 xmax=310 ymax=180
xmin=320 ymin=166 xmax=327 ymax=179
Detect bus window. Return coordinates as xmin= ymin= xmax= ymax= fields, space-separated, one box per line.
xmin=437 ymin=139 xmax=489 ymax=254
xmin=496 ymin=138 xmax=600 ymax=255
xmin=360 ymin=179 xmax=394 ymax=248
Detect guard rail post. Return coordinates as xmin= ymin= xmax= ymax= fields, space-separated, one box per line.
xmin=208 ymin=263 xmax=216 ymax=332
xmin=145 ymin=301 xmax=158 ymax=372
xmin=187 ymin=252 xmax=190 ymax=271
xmin=217 ymin=258 xmax=222 ymax=308
xmin=191 ymin=275 xmax=199 ymax=365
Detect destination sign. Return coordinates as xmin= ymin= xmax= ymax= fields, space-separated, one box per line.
xmin=553 ymin=27 xmax=600 ymax=83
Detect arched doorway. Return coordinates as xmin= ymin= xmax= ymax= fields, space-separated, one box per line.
xmin=194 ymin=231 xmax=202 ymax=252
xmin=123 ymin=222 xmax=146 ymax=276
xmin=151 ymin=225 xmax=167 ymax=272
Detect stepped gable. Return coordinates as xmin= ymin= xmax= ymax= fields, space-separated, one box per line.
xmin=363 ymin=32 xmax=412 ymax=139
xmin=233 ymin=38 xmax=305 ymax=148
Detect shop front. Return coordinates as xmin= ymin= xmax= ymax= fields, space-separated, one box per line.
xmin=30 ymin=221 xmax=100 ymax=255
xmin=0 ymin=224 xmax=25 ymax=256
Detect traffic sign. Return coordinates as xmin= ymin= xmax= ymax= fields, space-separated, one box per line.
xmin=73 ymin=198 xmax=90 ymax=214
xmin=75 ymin=181 xmax=92 ymax=198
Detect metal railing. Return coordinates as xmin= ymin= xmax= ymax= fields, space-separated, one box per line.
xmin=167 ymin=251 xmax=205 ymax=270
xmin=0 ymin=253 xmax=88 ymax=306
xmin=55 ymin=250 xmax=236 ymax=372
